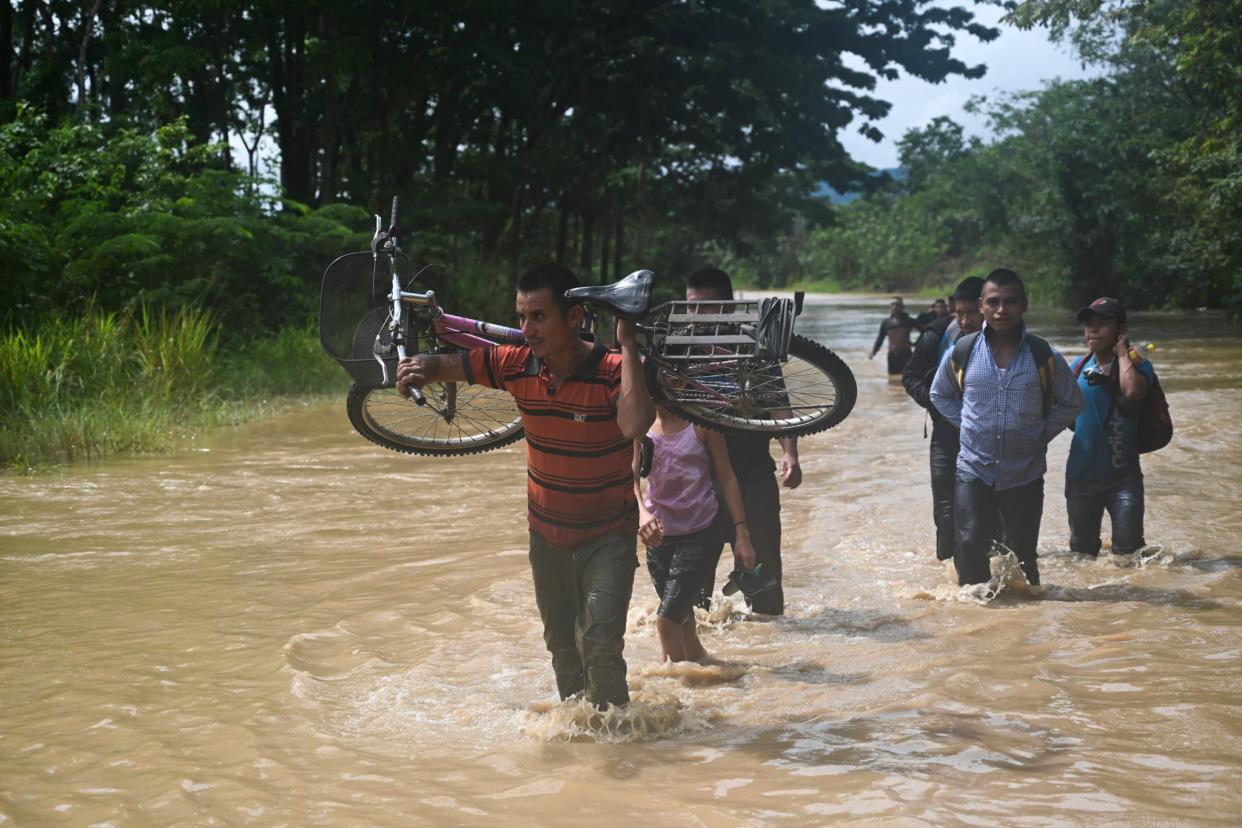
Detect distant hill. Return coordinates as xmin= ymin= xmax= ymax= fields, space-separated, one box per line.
xmin=815 ymin=167 xmax=906 ymax=203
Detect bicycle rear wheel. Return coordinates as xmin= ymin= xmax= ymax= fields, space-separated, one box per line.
xmin=346 ymin=382 xmax=525 ymax=456
xmin=650 ymin=334 xmax=856 ymax=437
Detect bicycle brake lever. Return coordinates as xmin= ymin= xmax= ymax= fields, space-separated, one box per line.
xmin=370 ymin=214 xmax=385 ymax=252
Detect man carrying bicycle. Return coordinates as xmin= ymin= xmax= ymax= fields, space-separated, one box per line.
xmin=395 ymin=263 xmax=655 ymax=710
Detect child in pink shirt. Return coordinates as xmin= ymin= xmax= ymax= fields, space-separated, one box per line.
xmin=634 ymin=407 xmax=756 ymax=662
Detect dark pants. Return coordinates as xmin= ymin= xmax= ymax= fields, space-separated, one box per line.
xmin=528 ymin=531 xmax=637 ymax=708
xmin=929 ymin=421 xmax=960 ymax=562
xmin=888 ymin=348 xmax=912 ymax=375
xmin=700 ymin=472 xmax=784 ymax=615
xmin=954 ymin=473 xmax=1044 ymax=586
xmin=1066 ymin=474 xmax=1145 ymax=556
xmin=647 ymin=524 xmax=717 ymax=624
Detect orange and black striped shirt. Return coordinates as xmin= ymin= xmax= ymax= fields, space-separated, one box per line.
xmin=464 ymin=343 xmax=637 ymax=549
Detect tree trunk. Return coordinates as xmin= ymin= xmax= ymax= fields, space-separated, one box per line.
xmin=16 ymin=0 xmax=32 ymax=79
xmin=266 ymin=7 xmax=315 ymax=205
xmin=613 ymin=195 xmax=624 ymax=278
xmin=598 ymin=199 xmax=612 ymax=283
xmin=75 ymin=0 xmax=102 ymax=118
xmin=100 ymin=0 xmax=124 ymax=116
xmin=555 ymin=194 xmax=570 ymax=264
xmin=1 ymin=1 xmax=13 ymax=101
xmin=633 ymin=158 xmax=647 ymax=263
xmin=579 ymin=206 xmax=595 ymax=277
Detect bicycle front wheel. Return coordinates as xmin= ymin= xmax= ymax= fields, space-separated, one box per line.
xmin=651 ymin=334 xmax=857 ymax=437
xmin=346 ymin=383 xmax=525 ymax=456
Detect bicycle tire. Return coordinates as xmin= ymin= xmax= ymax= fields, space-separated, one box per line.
xmin=650 ymin=334 xmax=857 ymax=437
xmin=346 ymin=382 xmax=525 ymax=456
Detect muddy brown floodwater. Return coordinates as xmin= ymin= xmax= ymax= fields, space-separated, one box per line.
xmin=3 ymin=297 xmax=1241 ymax=826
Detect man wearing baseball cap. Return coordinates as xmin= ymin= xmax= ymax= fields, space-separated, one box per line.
xmin=1065 ymin=297 xmax=1155 ymax=557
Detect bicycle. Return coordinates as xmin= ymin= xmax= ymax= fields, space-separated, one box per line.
xmin=319 ymin=198 xmax=857 ymax=457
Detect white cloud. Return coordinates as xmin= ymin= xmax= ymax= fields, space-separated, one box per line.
xmin=839 ymin=4 xmax=1100 ymax=169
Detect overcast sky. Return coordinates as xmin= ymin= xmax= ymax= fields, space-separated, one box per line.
xmin=839 ymin=3 xmax=1099 ymax=170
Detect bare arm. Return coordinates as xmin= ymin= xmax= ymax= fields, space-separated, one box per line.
xmin=703 ymin=428 xmax=756 ymax=569
xmin=870 ymin=321 xmax=886 ymax=358
xmin=615 ymin=319 xmax=657 ymax=440
xmin=1043 ymin=353 xmax=1085 ymax=442
xmin=776 ymin=433 xmax=801 ymax=489
xmin=1115 ymin=339 xmax=1150 ymax=403
xmin=395 ymin=353 xmax=467 ymax=398
xmin=633 ymin=440 xmax=663 ymax=547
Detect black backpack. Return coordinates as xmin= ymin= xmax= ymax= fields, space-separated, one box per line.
xmin=948 ymin=331 xmax=1058 ymax=416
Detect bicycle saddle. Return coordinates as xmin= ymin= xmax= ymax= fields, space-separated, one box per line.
xmin=564 ymin=269 xmax=653 ymax=321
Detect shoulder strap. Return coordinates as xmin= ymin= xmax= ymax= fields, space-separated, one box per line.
xmin=1072 ymin=355 xmax=1088 ymax=378
xmin=949 ymin=331 xmax=980 ymax=396
xmin=1025 ymin=334 xmax=1056 ymax=417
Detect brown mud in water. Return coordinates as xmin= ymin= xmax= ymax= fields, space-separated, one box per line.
xmin=3 ymin=299 xmax=1241 ymax=824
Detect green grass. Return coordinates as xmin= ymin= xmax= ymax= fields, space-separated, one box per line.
xmin=0 ymin=305 xmax=344 ymax=471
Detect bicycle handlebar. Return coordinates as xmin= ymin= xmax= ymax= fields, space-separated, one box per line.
xmin=389 ymin=196 xmax=401 ymax=238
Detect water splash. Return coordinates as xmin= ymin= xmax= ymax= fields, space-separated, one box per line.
xmin=519 ymin=689 xmax=718 ymax=743
xmin=632 ymin=658 xmax=747 ymax=687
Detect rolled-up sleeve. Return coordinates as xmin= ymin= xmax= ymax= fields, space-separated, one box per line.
xmin=1043 ymin=352 xmax=1085 ymax=442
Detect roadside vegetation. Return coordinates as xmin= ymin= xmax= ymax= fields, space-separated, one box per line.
xmin=0 ymin=305 xmax=341 ymax=470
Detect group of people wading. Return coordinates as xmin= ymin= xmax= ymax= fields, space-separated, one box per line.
xmin=396 ymin=265 xmax=797 ymax=709
xmin=395 ymin=265 xmax=1161 ymax=710
xmin=902 ymin=270 xmax=1161 ymax=589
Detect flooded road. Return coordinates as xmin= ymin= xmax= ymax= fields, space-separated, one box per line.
xmin=3 ymin=297 xmax=1241 ymax=825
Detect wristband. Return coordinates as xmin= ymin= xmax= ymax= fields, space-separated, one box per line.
xmin=734 ymin=520 xmax=747 ymax=527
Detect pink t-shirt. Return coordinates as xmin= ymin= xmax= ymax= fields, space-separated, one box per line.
xmin=643 ymin=423 xmax=719 ymax=537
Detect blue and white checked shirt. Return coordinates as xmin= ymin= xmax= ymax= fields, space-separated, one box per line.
xmin=930 ymin=324 xmax=1083 ymax=490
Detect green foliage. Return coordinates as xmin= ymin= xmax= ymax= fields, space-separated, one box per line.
xmin=0 ymin=305 xmax=342 ymax=469
xmin=745 ymin=0 xmax=1237 ymax=311
xmin=1 ymin=1 xmax=1002 ymax=288
xmin=0 ymin=106 xmax=369 ymax=336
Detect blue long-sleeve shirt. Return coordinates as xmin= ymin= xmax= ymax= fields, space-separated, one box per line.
xmin=930 ymin=324 xmax=1084 ymax=490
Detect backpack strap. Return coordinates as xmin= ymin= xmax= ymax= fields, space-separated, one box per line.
xmin=1072 ymin=355 xmax=1088 ymax=378
xmin=948 ymin=331 xmax=980 ymax=397
xmin=951 ymin=330 xmax=1059 ymax=418
xmin=1025 ymin=333 xmax=1057 ymax=417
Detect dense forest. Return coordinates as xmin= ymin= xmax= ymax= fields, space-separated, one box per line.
xmin=3 ymin=0 xmax=1005 ymax=330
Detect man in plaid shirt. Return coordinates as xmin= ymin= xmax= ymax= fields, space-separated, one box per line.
xmin=930 ymin=269 xmax=1083 ymax=587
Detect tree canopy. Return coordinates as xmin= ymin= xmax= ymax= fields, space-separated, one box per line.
xmin=1 ymin=0 xmax=1003 ymax=324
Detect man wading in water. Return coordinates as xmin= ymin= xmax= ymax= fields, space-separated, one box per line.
xmin=869 ymin=297 xmax=918 ymax=376
xmin=902 ymin=277 xmax=985 ymax=567
xmin=1065 ymin=298 xmax=1156 ymax=557
xmin=685 ymin=268 xmax=801 ymax=616
xmin=930 ymin=269 xmax=1083 ymax=588
xmin=396 ymin=263 xmax=655 ymax=709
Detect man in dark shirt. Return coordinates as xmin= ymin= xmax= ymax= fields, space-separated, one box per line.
xmin=902 ymin=278 xmax=984 ymax=563
xmin=686 ymin=268 xmax=801 ymax=615
xmin=915 ymin=298 xmax=949 ymax=331
xmin=869 ymin=298 xmax=917 ymax=375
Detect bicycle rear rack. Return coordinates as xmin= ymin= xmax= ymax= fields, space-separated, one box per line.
xmin=647 ymin=298 xmax=797 ymax=361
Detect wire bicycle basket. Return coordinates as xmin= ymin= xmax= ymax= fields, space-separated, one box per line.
xmin=646 ymin=297 xmax=798 ymax=362
xmin=319 ymin=250 xmax=418 ymax=387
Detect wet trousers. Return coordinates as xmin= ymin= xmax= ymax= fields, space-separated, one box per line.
xmin=1066 ymin=473 xmax=1145 ymax=556
xmin=701 ymin=472 xmax=784 ymax=615
xmin=888 ymin=348 xmax=913 ymax=376
xmin=528 ymin=531 xmax=637 ymax=708
xmin=954 ymin=473 xmax=1044 ymax=586
xmin=929 ymin=421 xmax=960 ymax=562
